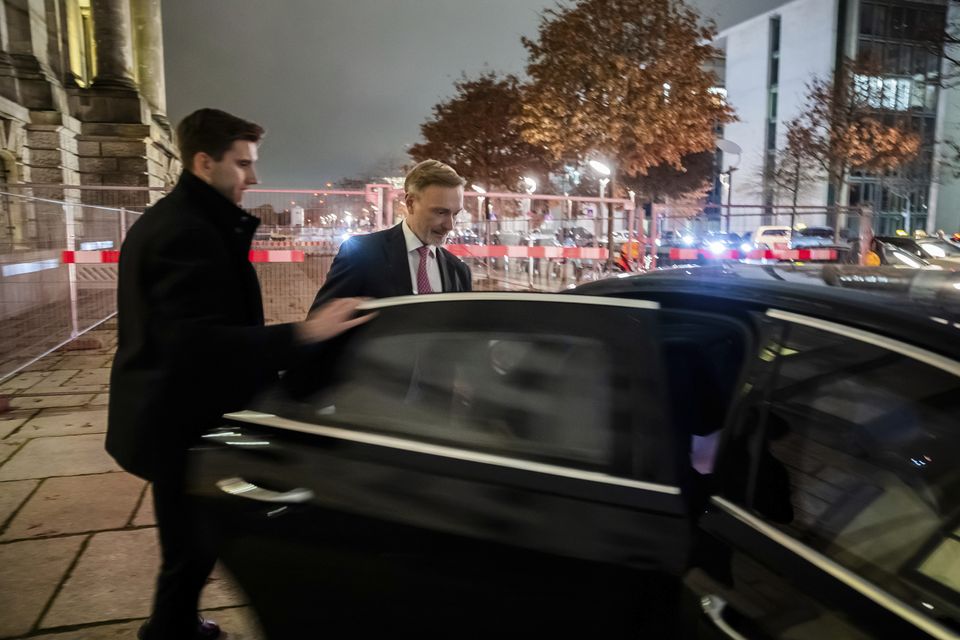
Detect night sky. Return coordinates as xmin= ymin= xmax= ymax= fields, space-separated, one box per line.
xmin=162 ymin=0 xmax=789 ymax=186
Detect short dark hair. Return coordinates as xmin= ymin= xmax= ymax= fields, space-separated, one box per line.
xmin=175 ymin=108 xmax=265 ymax=168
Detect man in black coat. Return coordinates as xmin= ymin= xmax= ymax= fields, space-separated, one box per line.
xmin=310 ymin=159 xmax=471 ymax=309
xmin=107 ymin=108 xmax=371 ymax=640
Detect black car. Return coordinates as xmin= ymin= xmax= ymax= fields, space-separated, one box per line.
xmin=187 ymin=268 xmax=960 ymax=639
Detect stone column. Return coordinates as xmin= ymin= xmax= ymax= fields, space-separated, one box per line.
xmin=0 ymin=1 xmax=23 ymax=102
xmin=3 ymin=0 xmax=63 ymax=110
xmin=131 ymin=0 xmax=166 ymax=122
xmin=90 ymin=0 xmax=136 ymax=90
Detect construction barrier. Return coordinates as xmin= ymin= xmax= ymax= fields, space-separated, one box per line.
xmin=63 ymin=250 xmax=307 ymax=264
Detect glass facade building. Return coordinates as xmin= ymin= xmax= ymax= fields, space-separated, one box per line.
xmin=848 ymin=0 xmax=947 ymax=234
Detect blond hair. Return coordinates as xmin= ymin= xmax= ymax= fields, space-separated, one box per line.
xmin=404 ymin=160 xmax=465 ymax=197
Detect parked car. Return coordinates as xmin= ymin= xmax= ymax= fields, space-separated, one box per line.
xmin=699 ymin=231 xmax=744 ymax=256
xmin=877 ymin=236 xmax=960 ymax=269
xmin=752 ymin=225 xmax=792 ymax=249
xmin=188 ymin=270 xmax=960 ymax=638
xmin=790 ymin=226 xmax=845 ymax=248
xmin=842 ymin=239 xmax=940 ymax=269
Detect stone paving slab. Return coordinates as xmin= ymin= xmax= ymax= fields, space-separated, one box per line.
xmin=10 ymin=395 xmax=96 ymax=411
xmin=131 ymin=486 xmax=155 ymax=527
xmin=36 ymin=385 xmax=110 ymax=395
xmin=0 ymin=434 xmax=121 ymax=481
xmin=42 ymin=529 xmax=248 ymax=629
xmin=0 ymin=412 xmax=33 ymax=440
xmin=0 ymin=535 xmax=86 ymax=638
xmin=90 ymin=393 xmax=109 ymax=406
xmin=0 ymin=479 xmax=39 ymax=529
xmin=21 ymin=357 xmax=62 ymax=372
xmin=52 ymin=356 xmax=112 ymax=370
xmin=29 ymin=370 xmax=80 ymax=391
xmin=0 ymin=372 xmax=52 ymax=393
xmin=20 ymin=606 xmax=263 ymax=640
xmin=2 ymin=473 xmax=144 ymax=541
xmin=8 ymin=409 xmax=108 ymax=442
xmin=17 ymin=620 xmax=142 ymax=640
xmin=0 ymin=443 xmax=19 ymax=465
xmin=68 ymin=369 xmax=111 ymax=387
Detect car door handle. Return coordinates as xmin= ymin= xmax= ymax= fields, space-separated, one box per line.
xmin=216 ymin=477 xmax=315 ymax=504
xmin=701 ymin=595 xmax=749 ymax=640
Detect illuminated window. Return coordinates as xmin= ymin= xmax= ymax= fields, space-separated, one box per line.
xmin=66 ymin=0 xmax=96 ymax=87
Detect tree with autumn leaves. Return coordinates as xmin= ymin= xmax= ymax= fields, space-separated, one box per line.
xmin=518 ymin=0 xmax=733 ymax=188
xmin=410 ymin=0 xmax=731 ymax=208
xmin=784 ymin=58 xmax=922 ymax=219
xmin=408 ymin=72 xmax=558 ymax=193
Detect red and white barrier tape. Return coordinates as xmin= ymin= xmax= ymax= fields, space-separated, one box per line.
xmin=443 ymin=245 xmax=609 ymax=259
xmin=62 ymin=246 xmax=835 ymax=266
xmin=62 ymin=250 xmax=304 ymax=264
xmin=746 ymin=248 xmax=837 ymax=261
xmin=61 ymin=251 xmax=120 ymax=263
xmin=667 ymin=248 xmax=741 ymax=261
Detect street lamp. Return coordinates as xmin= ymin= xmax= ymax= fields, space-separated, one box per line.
xmin=472 ymin=184 xmax=489 ymax=240
xmin=522 ymin=177 xmax=537 ymax=194
xmin=716 ymin=139 xmax=742 ymax=232
xmin=471 ymin=184 xmax=487 ymax=216
xmin=589 ymin=160 xmax=613 ymax=255
xmin=588 ymin=160 xmax=611 ymax=176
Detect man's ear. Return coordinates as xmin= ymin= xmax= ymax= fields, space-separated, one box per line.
xmin=192 ymin=151 xmax=214 ymax=180
xmin=404 ymin=193 xmax=415 ymax=211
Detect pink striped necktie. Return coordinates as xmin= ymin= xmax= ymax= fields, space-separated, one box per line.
xmin=416 ymin=245 xmax=433 ymax=294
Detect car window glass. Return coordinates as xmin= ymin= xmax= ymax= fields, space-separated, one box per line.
xmin=758 ymin=322 xmax=960 ymax=614
xmin=296 ymin=332 xmax=616 ymax=469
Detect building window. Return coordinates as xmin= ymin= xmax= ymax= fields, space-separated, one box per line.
xmin=66 ymin=0 xmax=96 ymax=87
xmin=851 ymin=0 xmax=945 ymax=232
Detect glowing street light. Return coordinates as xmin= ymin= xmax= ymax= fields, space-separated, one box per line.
xmin=588 ymin=160 xmax=611 ymax=176
xmin=522 ymin=177 xmax=538 ymax=194
xmin=472 ymin=184 xmax=488 ymax=223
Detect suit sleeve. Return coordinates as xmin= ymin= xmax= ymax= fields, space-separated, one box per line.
xmin=147 ymin=222 xmax=299 ymax=413
xmin=309 ymin=239 xmax=365 ymax=313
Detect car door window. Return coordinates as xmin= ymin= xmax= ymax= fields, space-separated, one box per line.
xmin=755 ymin=320 xmax=960 ymax=619
xmin=270 ymin=298 xmax=672 ymax=479
xmin=310 ymin=330 xmax=615 ymax=467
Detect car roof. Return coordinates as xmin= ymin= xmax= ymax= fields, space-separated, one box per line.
xmin=571 ymin=266 xmax=960 ymax=360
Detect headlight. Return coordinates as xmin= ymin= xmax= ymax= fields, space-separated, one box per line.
xmin=740 ymin=242 xmax=752 ymax=253
xmin=708 ymin=241 xmax=725 ymax=255
xmin=682 ymin=235 xmax=695 ymax=246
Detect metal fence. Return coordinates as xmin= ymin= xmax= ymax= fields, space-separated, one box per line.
xmin=0 ymin=190 xmax=139 ymax=380
xmin=0 ymin=183 xmax=891 ymax=382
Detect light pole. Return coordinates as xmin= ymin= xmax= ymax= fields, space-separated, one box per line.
xmin=521 ymin=176 xmax=537 ymax=226
xmin=716 ymin=139 xmax=742 ymax=233
xmin=472 ymin=184 xmax=488 ymax=245
xmin=588 ymin=160 xmax=613 ymax=263
xmin=521 ymin=177 xmax=538 ymax=284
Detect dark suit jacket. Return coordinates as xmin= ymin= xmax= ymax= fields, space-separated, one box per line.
xmin=106 ymin=172 xmax=299 ymax=481
xmin=310 ymin=223 xmax=472 ymax=311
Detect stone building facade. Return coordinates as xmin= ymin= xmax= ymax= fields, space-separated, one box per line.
xmin=0 ymin=0 xmax=178 ymax=208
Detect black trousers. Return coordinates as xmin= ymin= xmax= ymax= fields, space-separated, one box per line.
xmin=146 ymin=474 xmax=217 ymax=639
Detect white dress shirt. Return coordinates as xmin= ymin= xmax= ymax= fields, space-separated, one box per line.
xmin=402 ymin=220 xmax=442 ymax=294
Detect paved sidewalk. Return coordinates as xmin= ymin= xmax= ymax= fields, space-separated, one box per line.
xmin=0 ymin=319 xmax=263 ymax=639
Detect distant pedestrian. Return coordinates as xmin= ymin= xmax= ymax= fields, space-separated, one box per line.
xmin=310 ymin=159 xmax=472 ymax=309
xmin=107 ymin=108 xmax=372 ymax=640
